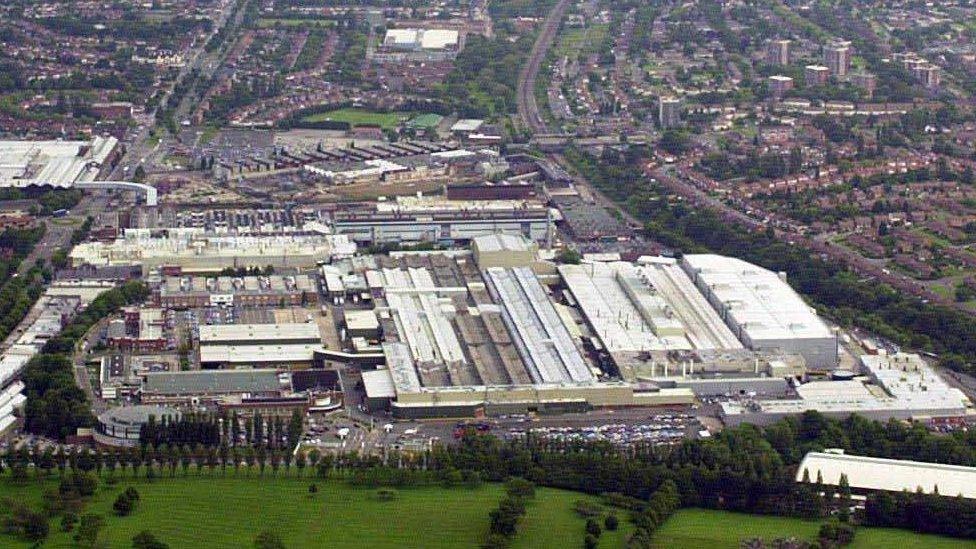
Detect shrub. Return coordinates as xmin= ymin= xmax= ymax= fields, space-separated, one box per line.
xmin=505 ymin=477 xmax=535 ymax=499
xmin=585 ymin=518 xmax=602 ymax=537
xmin=133 ymin=530 xmax=170 ymax=549
xmin=605 ymin=513 xmax=619 ymax=531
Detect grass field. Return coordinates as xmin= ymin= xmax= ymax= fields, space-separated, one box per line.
xmin=300 ymin=108 xmax=407 ymax=130
xmin=0 ymin=475 xmax=631 ymax=548
xmin=651 ymin=508 xmax=973 ymax=549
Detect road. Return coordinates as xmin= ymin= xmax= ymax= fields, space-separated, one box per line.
xmin=516 ymin=0 xmax=571 ymax=134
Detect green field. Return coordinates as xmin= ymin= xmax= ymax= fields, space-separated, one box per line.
xmin=651 ymin=508 xmax=973 ymax=549
xmin=300 ymin=108 xmax=408 ymax=130
xmin=0 ymin=475 xmax=631 ymax=548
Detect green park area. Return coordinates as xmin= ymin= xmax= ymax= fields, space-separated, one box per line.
xmin=0 ymin=474 xmax=632 ymax=548
xmin=300 ymin=108 xmax=408 ymax=130
xmin=650 ymin=508 xmax=973 ymax=549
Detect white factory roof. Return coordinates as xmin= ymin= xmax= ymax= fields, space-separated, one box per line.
xmin=384 ymin=342 xmax=421 ymax=394
xmin=451 ymin=119 xmax=484 ymax=132
xmin=382 ymin=267 xmax=467 ymax=366
xmin=420 ymin=29 xmax=459 ymax=49
xmin=198 ymin=343 xmax=323 ymax=364
xmin=473 ymin=233 xmax=533 ymax=253
xmin=362 ymin=368 xmax=397 ymax=399
xmin=345 ymin=309 xmax=379 ymax=332
xmin=722 ymin=353 xmax=970 ymax=419
xmin=681 ymin=254 xmax=833 ymax=342
xmin=559 ymin=260 xmax=741 ymax=354
xmin=384 ymin=28 xmax=459 ymax=50
xmin=0 ymin=353 xmax=32 ymax=388
xmin=486 ymin=267 xmax=593 ymax=384
xmin=0 ymin=137 xmax=118 ymax=187
xmin=385 ymin=28 xmax=420 ymax=46
xmin=70 ymin=229 xmax=355 ymax=266
xmin=797 ymin=451 xmax=976 ymax=499
xmin=199 ymin=323 xmax=322 ymax=344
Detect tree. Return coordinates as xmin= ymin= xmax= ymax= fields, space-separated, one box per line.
xmin=113 ymin=492 xmax=136 ymax=516
xmin=133 ymin=530 xmax=170 ymax=549
xmin=605 ymin=513 xmax=619 ymax=531
xmin=254 ymin=530 xmax=286 ymax=549
xmin=74 ymin=514 xmax=105 ymax=548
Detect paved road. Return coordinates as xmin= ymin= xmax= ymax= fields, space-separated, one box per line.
xmin=516 ymin=0 xmax=571 ymax=134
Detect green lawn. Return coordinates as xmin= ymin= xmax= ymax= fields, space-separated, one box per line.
xmin=0 ymin=474 xmax=629 ymax=548
xmin=651 ymin=508 xmax=973 ymax=549
xmin=301 ymin=108 xmax=407 ymax=129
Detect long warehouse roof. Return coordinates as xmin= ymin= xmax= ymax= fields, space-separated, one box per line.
xmin=486 ymin=267 xmax=593 ymax=384
xmin=681 ymin=254 xmax=833 ymax=341
xmin=796 ymin=451 xmax=976 ymax=499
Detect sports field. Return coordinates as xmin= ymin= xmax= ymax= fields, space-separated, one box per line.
xmin=300 ymin=108 xmax=407 ymax=130
xmin=651 ymin=508 xmax=973 ymax=549
xmin=0 ymin=475 xmax=631 ymax=548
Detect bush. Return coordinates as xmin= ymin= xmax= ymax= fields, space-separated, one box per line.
xmin=254 ymin=530 xmax=286 ymax=549
xmin=113 ymin=488 xmax=140 ymax=517
xmin=61 ymin=512 xmax=78 ymax=532
xmin=584 ymin=534 xmax=598 ymax=549
xmin=574 ymin=500 xmax=604 ymax=518
xmin=605 ymin=513 xmax=619 ymax=531
xmin=133 ymin=530 xmax=170 ymax=549
xmin=505 ymin=477 xmax=535 ymax=499
xmin=0 ymin=501 xmax=49 ymax=542
xmin=585 ymin=518 xmax=602 ymax=537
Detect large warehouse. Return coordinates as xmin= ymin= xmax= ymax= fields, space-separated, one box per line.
xmin=680 ymin=254 xmax=838 ymax=369
xmin=70 ymin=228 xmax=357 ymax=274
xmin=796 ymin=451 xmax=976 ymax=499
xmin=353 ymin=252 xmax=693 ymax=418
xmin=198 ymin=323 xmax=325 ymax=369
xmin=0 ymin=137 xmax=118 ymax=188
xmin=721 ymin=353 xmax=971 ymax=425
xmin=558 ymin=258 xmax=746 ymax=379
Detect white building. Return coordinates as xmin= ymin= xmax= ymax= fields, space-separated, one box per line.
xmin=681 ymin=254 xmax=838 ymax=369
xmin=797 ymin=451 xmax=976 ymax=499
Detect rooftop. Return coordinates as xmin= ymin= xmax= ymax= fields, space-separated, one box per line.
xmin=143 ymin=369 xmax=283 ymax=395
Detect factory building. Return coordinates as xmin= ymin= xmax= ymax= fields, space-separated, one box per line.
xmin=681 ymin=254 xmax=838 ymax=370
xmin=0 ymin=136 xmax=118 ymax=188
xmin=721 ymin=353 xmax=971 ymax=426
xmin=69 ymin=228 xmax=356 ymax=274
xmin=486 ymin=267 xmax=594 ymax=385
xmin=374 ymin=28 xmax=461 ymax=62
xmin=156 ymin=274 xmax=318 ymax=308
xmin=351 ymin=252 xmax=694 ymax=418
xmin=332 ymin=198 xmax=552 ymax=245
xmin=198 ymin=323 xmax=324 ymax=369
xmin=471 ymin=234 xmax=539 ymax=270
xmin=141 ymin=369 xmax=286 ymax=405
xmin=796 ymin=451 xmax=976 ymax=499
xmin=94 ymin=405 xmax=179 ymax=448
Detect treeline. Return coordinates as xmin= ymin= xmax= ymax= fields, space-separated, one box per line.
xmin=564 ymin=146 xmax=976 ymax=375
xmin=139 ymin=410 xmax=304 ymax=450
xmin=864 ymin=490 xmax=976 ymax=539
xmin=23 ymin=281 xmax=149 ymax=439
